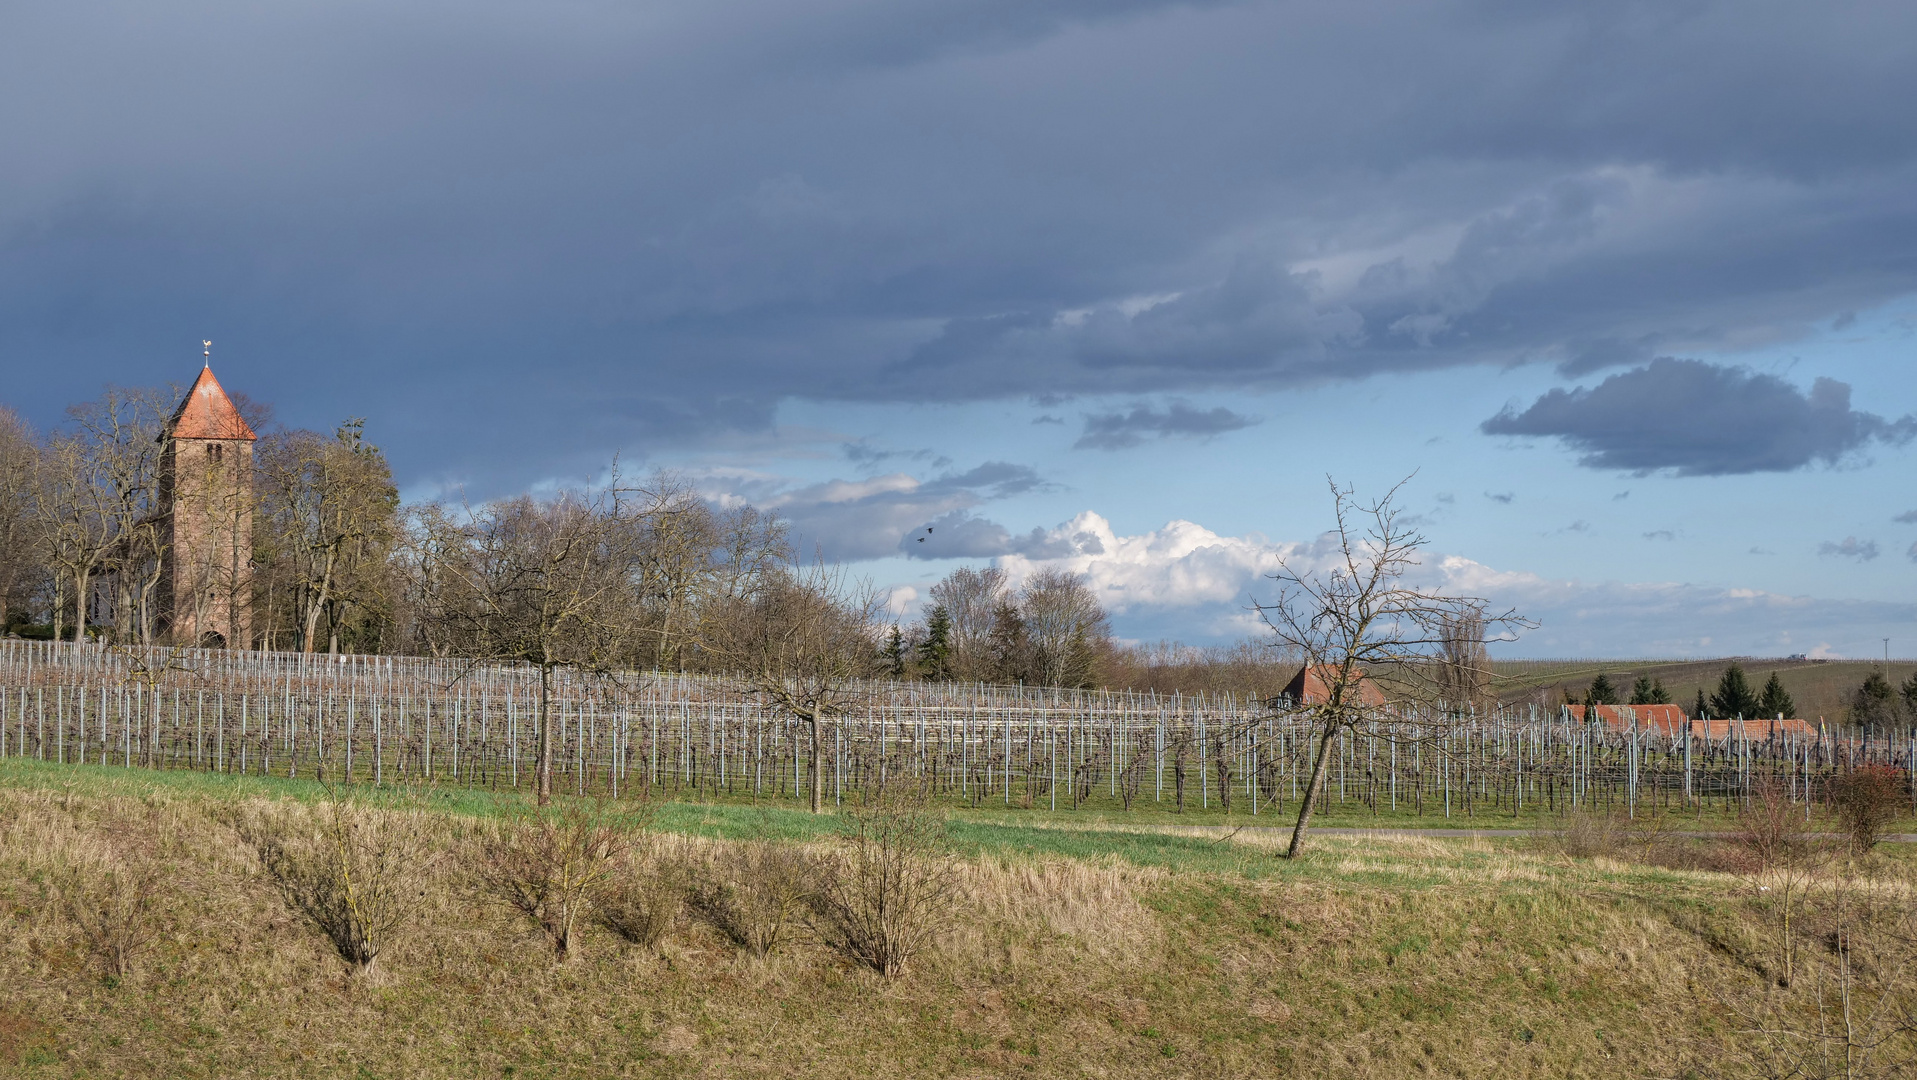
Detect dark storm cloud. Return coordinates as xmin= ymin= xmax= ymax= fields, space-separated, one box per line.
xmin=918 ymin=461 xmax=1046 ymax=498
xmin=1073 ymin=401 xmax=1260 ymax=451
xmin=1818 ymin=537 xmax=1879 ymax=561
xmin=900 ymin=512 xmax=1017 ymax=559
xmin=897 ymin=510 xmax=1098 ymax=561
xmin=7 ymin=2 xmax=1917 ymax=485
xmin=735 ymin=460 xmax=1043 ymax=560
xmin=1481 ymin=359 xmax=1917 ymax=475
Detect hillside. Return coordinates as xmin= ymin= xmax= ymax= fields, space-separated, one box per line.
xmin=1491 ymin=658 xmax=1913 ymax=721
xmin=3 ymin=762 xmax=1915 ymax=1078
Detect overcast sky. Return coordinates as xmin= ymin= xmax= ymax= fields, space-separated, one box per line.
xmin=5 ymin=1 xmax=1914 ymax=657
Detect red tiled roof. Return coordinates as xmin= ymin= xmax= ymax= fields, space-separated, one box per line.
xmin=168 ymin=366 xmax=256 ymax=441
xmin=1688 ymin=717 xmax=1819 ymax=740
xmin=1567 ymin=704 xmax=1817 ymax=739
xmin=1568 ymin=704 xmax=1689 ymax=734
xmin=1283 ymin=664 xmax=1389 ymax=707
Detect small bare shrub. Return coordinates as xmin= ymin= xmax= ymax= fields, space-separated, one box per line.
xmin=594 ymin=837 xmax=687 ymax=952
xmin=1738 ymin=778 xmax=1827 ymax=872
xmin=808 ymin=793 xmax=956 ymax=978
xmin=1733 ymin=779 xmax=1834 ymax=986
xmin=686 ymin=839 xmax=813 ymax=958
xmin=1715 ymin=874 xmax=1917 ymax=1078
xmin=1550 ymin=809 xmax=1630 ymax=859
xmin=236 ymin=791 xmax=435 ymax=977
xmin=1831 ymin=766 xmax=1908 ymax=855
xmin=479 ymin=799 xmax=636 ymax=961
xmin=55 ymin=851 xmax=162 ymax=981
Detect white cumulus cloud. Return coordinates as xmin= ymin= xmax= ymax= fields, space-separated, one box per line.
xmin=970 ymin=511 xmax=1917 ymax=658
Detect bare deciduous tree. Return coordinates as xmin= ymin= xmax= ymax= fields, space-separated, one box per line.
xmin=928 ymin=566 xmax=1006 ymax=680
xmin=56 ymin=847 xmax=163 ymax=981
xmin=32 ymin=388 xmax=173 ymax=643
xmin=1255 ymin=477 xmax=1528 ymax=858
xmin=1018 ymin=567 xmax=1109 ymax=689
xmin=1717 ymin=872 xmax=1917 ymax=1079
xmin=706 ymin=561 xmax=880 ymax=813
xmin=1435 ymin=606 xmax=1492 ymax=710
xmin=415 ymin=484 xmax=648 ymax=805
xmin=255 ymin=419 xmax=400 ymax=654
xmin=0 ymin=409 xmax=42 ymax=631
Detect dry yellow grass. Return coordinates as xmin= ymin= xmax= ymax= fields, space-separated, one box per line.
xmin=1 ymin=776 xmax=1914 ymax=1078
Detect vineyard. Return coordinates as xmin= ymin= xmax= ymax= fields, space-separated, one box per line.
xmin=5 ymin=639 xmax=1914 ymax=821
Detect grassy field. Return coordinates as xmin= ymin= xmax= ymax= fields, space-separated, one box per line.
xmin=16 ymin=756 xmax=1911 ymax=838
xmin=3 ymin=760 xmax=1915 ymax=1078
xmin=1491 ymin=658 xmax=1912 ymax=721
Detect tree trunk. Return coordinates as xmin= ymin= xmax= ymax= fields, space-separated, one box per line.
xmin=72 ymin=567 xmax=90 ymax=643
xmin=809 ymin=711 xmax=826 ymax=814
xmin=303 ymin=548 xmax=337 ymax=654
xmin=1286 ymin=717 xmax=1342 ymax=858
xmin=536 ymin=664 xmax=554 ymax=806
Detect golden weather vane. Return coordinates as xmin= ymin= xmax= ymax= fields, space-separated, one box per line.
xmin=203 ymin=340 xmax=212 ymax=367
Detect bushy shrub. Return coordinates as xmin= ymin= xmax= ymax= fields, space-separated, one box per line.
xmin=807 ymin=793 xmax=955 ymax=978
xmin=1830 ymin=766 xmax=1908 ymax=855
xmin=1736 ymin=778 xmax=1826 ymax=871
xmin=478 ymin=799 xmax=636 ymax=961
xmin=1550 ymin=809 xmax=1630 ymax=859
xmin=686 ymin=840 xmax=813 ymax=958
xmin=594 ymin=837 xmax=686 ymax=952
xmin=236 ymin=792 xmax=434 ymax=977
xmin=56 ymin=850 xmax=162 ymax=981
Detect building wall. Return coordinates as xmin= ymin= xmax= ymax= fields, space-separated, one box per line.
xmin=161 ymin=436 xmax=253 ymax=647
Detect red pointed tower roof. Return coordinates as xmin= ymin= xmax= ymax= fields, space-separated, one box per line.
xmin=168 ymin=366 xmax=257 ymax=441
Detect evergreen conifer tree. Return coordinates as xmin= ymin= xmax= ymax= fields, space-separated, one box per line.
xmin=1650 ymin=678 xmax=1671 ymax=704
xmin=986 ymin=600 xmax=1030 ymax=684
xmin=1850 ymin=671 xmax=1902 ymax=728
xmin=916 ymin=605 xmax=953 ymax=681
xmin=1756 ymin=672 xmax=1795 ymax=719
xmin=1708 ymin=662 xmax=1761 ymax=719
xmin=1901 ymin=672 xmax=1917 ymax=716
xmin=1629 ymin=676 xmax=1655 ymax=705
xmin=1693 ymin=688 xmax=1709 ymax=721
xmin=879 ymin=624 xmax=909 ymax=679
xmin=1584 ymin=672 xmax=1620 ymax=706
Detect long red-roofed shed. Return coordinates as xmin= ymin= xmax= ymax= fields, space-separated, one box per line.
xmin=1567 ymin=704 xmax=1816 ymax=739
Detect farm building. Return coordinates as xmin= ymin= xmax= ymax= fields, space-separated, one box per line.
xmin=1280 ymin=664 xmax=1390 ymax=707
xmin=1566 ymin=704 xmax=1817 ymax=739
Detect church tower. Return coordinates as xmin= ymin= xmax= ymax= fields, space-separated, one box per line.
xmin=160 ymin=356 xmax=257 ymax=648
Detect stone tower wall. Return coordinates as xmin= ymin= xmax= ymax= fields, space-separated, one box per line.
xmin=160 ymin=436 xmax=254 ymax=647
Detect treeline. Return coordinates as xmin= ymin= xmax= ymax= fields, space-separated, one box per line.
xmin=1 ymin=389 xmax=1296 ymax=695
xmin=0 ymin=389 xmax=820 ymax=670
xmin=0 ymin=391 xmax=421 ymax=653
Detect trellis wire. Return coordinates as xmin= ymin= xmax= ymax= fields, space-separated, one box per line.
xmin=2 ymin=639 xmax=1912 ymax=818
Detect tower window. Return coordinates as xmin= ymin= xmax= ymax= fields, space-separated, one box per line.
xmin=209 ymin=443 xmax=223 ymax=463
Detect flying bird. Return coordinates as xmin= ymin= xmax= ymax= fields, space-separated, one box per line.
xmin=915 ymin=525 xmax=934 ymax=543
